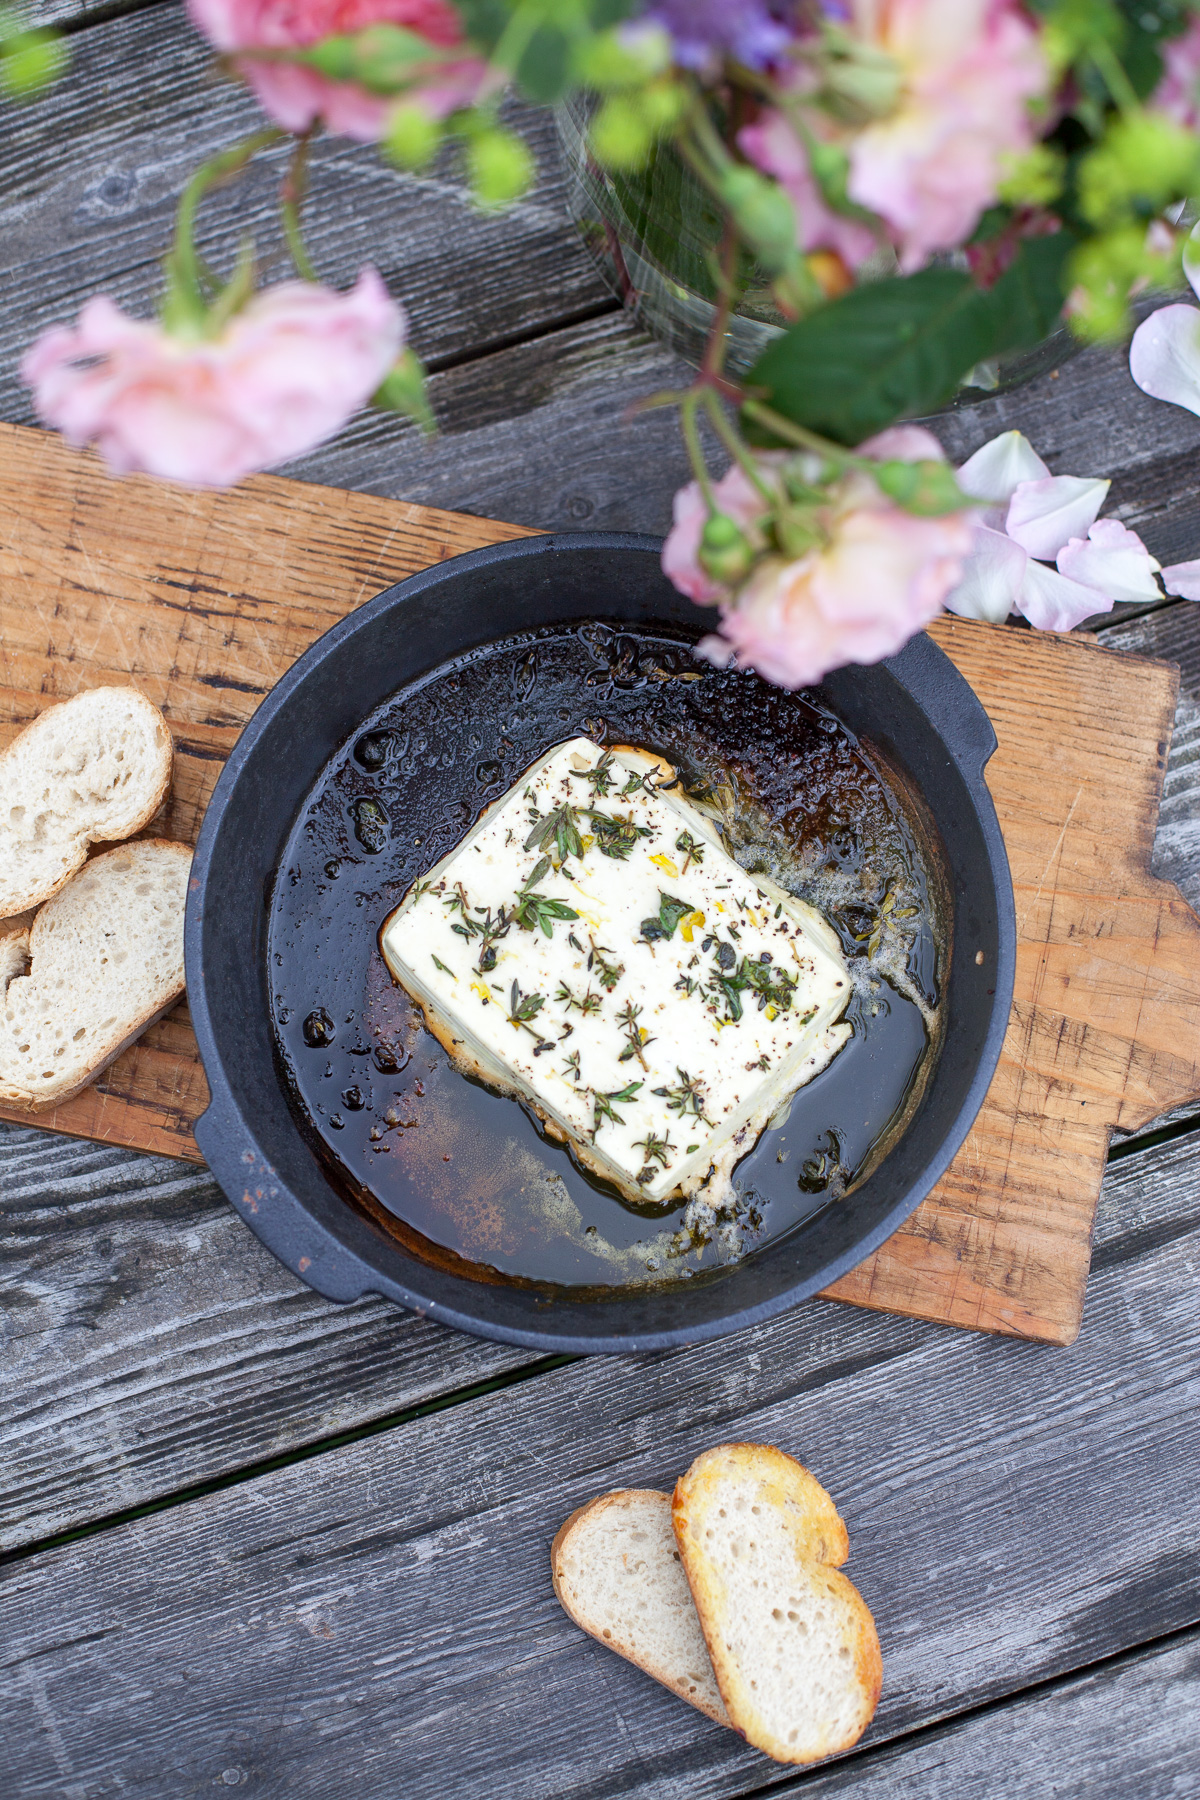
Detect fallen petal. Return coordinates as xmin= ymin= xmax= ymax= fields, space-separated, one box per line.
xmin=1162 ymin=558 xmax=1200 ymax=600
xmin=1057 ymin=518 xmax=1162 ymax=603
xmin=1017 ymin=559 xmax=1112 ymax=631
xmin=1129 ymin=303 xmax=1200 ymax=417
xmin=956 ymin=430 xmax=1049 ymax=506
xmin=944 ymin=525 xmax=1027 ymax=623
xmin=1006 ymin=475 xmax=1110 ymax=560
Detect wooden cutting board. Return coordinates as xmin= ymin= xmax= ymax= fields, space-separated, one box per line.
xmin=3 ymin=421 xmax=1199 ymax=1347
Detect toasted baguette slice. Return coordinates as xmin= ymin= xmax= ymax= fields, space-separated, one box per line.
xmin=0 ymin=840 xmax=190 ymax=1108
xmin=0 ymin=687 xmax=173 ymax=919
xmin=673 ymin=1444 xmax=881 ymax=1765
xmin=552 ymin=1490 xmax=730 ymax=1726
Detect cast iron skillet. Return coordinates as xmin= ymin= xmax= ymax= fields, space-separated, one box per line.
xmin=186 ymin=534 xmax=1015 ymax=1352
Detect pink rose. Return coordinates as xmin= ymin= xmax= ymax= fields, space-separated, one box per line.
xmin=738 ymin=111 xmax=878 ymax=270
xmin=661 ymin=458 xmax=781 ymax=605
xmin=697 ymin=470 xmax=973 ymax=689
xmin=188 ymin=0 xmax=488 ymax=140
xmin=1153 ymin=15 xmax=1200 ymax=129
xmin=22 ymin=269 xmax=405 ymax=486
xmin=845 ymin=0 xmax=1046 ymax=272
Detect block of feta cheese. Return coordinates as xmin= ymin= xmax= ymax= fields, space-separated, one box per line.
xmin=380 ymin=738 xmax=851 ymax=1210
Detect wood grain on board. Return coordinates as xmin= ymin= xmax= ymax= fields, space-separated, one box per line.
xmin=3 ymin=421 xmax=1199 ymax=1347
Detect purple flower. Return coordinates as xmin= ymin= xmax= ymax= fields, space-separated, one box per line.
xmin=646 ymin=0 xmax=795 ymax=71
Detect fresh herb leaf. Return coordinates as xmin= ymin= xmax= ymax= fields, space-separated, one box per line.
xmin=591 ymin=1079 xmax=643 ymax=1137
xmin=641 ymin=891 xmax=697 ymax=942
xmin=525 ymin=802 xmax=584 ymax=862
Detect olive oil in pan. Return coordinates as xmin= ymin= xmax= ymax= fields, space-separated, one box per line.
xmin=269 ymin=623 xmax=947 ymax=1291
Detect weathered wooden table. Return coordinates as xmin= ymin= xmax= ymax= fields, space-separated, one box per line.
xmin=3 ymin=7 xmax=1199 ymax=1795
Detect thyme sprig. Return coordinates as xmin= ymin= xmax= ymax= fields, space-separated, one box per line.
xmin=591 ymin=1079 xmax=643 ymax=1138
xmin=525 ymin=802 xmax=584 ymax=863
xmin=675 ymin=830 xmax=705 ymax=874
xmin=570 ymin=751 xmax=616 ymax=798
xmin=616 ymin=998 xmax=655 ymax=1068
xmin=513 ymin=856 xmax=580 ymax=938
xmin=586 ymin=935 xmax=624 ymax=991
xmin=555 ymin=980 xmax=603 ymax=1017
xmin=653 ymin=1068 xmax=714 ymax=1127
xmin=586 ymin=807 xmax=651 ymax=860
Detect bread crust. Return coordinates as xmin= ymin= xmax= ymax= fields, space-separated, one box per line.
xmin=552 ymin=1490 xmax=732 ymax=1727
xmin=673 ymin=1443 xmax=881 ymax=1765
xmin=0 ymin=839 xmax=191 ymax=1109
xmin=0 ymin=687 xmax=174 ymax=919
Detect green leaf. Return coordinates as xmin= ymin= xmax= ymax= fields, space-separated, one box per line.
xmin=515 ymin=26 xmax=571 ymax=101
xmin=744 ymin=237 xmax=1073 ymax=446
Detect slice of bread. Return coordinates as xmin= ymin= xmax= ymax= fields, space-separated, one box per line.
xmin=0 ymin=839 xmax=191 ymax=1109
xmin=0 ymin=914 xmax=32 ymax=990
xmin=0 ymin=687 xmax=173 ymax=919
xmin=552 ymin=1489 xmax=731 ymax=1725
xmin=673 ymin=1444 xmax=881 ymax=1764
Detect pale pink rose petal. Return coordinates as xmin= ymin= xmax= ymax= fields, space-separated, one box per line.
xmin=1015 ymin=560 xmax=1111 ymax=632
xmin=1129 ymin=303 xmax=1200 ymax=417
xmin=1152 ymin=15 xmax=1200 ymax=132
xmin=700 ymin=473 xmax=972 ymax=689
xmin=187 ymin=0 xmax=485 ymax=139
xmin=944 ymin=524 xmax=1027 ymax=623
xmin=956 ymin=430 xmax=1049 ymax=506
xmin=1161 ymin=559 xmax=1200 ymax=601
xmin=845 ymin=0 xmax=1046 ymax=270
xmin=738 ymin=112 xmax=878 ymax=268
xmin=856 ymin=424 xmax=946 ymax=462
xmin=1056 ymin=518 xmax=1161 ymax=604
xmin=1006 ymin=475 xmax=1110 ymax=560
xmin=22 ymin=269 xmax=405 ymax=487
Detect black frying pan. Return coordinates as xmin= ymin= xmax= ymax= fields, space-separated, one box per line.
xmin=185 ymin=534 xmax=1015 ymax=1352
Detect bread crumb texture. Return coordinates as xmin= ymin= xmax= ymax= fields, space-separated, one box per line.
xmin=673 ymin=1443 xmax=881 ymax=1764
xmin=0 ymin=839 xmax=191 ymax=1107
xmin=552 ymin=1490 xmax=730 ymax=1725
xmin=0 ymin=687 xmax=173 ymax=917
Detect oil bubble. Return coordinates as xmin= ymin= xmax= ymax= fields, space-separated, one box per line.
xmin=302 ymin=1009 xmax=335 ymax=1048
xmin=354 ymin=731 xmax=393 ymax=771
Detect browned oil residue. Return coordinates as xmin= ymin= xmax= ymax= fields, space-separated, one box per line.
xmin=269 ymin=622 xmax=947 ymax=1292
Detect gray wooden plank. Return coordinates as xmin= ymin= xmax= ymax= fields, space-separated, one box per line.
xmin=0 ymin=1121 xmax=535 ymax=1553
xmin=1098 ymin=602 xmax=1200 ymax=913
xmin=0 ymin=1122 xmax=1196 ymax=1799
xmin=773 ymin=1631 xmax=1200 ymax=1799
xmin=0 ymin=1 xmax=613 ymax=417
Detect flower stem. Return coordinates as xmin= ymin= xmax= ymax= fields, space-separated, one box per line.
xmin=740 ymin=399 xmax=853 ymax=466
xmin=680 ymin=391 xmax=715 ymax=509
xmin=1089 ymin=40 xmax=1140 ymax=118
xmin=281 ymin=129 xmax=318 ymax=283
xmin=166 ymin=128 xmax=284 ymax=332
xmin=700 ymin=389 xmax=775 ymax=501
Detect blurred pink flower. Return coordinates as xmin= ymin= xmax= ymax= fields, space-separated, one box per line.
xmin=188 ymin=0 xmax=487 ymax=140
xmin=696 ymin=470 xmax=972 ymax=689
xmin=661 ymin=458 xmax=781 ymax=605
xmin=845 ymin=0 xmax=1045 ymax=272
xmin=738 ymin=111 xmax=878 ymax=269
xmin=1153 ymin=15 xmax=1200 ymax=129
xmin=22 ymin=269 xmax=405 ymax=486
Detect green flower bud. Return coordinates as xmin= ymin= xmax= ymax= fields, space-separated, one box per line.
xmin=373 ymin=347 xmax=435 ymax=434
xmin=772 ymin=505 xmax=824 ymax=560
xmin=383 ymin=101 xmax=442 ymax=171
xmin=822 ymin=42 xmax=903 ymax=121
xmin=717 ymin=167 xmax=797 ymax=273
xmin=996 ymin=143 xmax=1065 ymax=209
xmin=873 ymin=459 xmax=968 ymax=516
xmin=589 ymin=93 xmax=653 ymax=169
xmin=572 ymin=23 xmax=672 ymax=91
xmin=466 ymin=127 xmax=535 ymax=209
xmin=1077 ymin=111 xmax=1200 ymax=227
xmin=0 ymin=27 xmax=65 ymax=98
xmin=698 ymin=513 xmax=755 ymax=585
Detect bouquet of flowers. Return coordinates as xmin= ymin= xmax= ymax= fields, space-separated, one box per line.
xmin=15 ymin=0 xmax=1200 ymax=686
